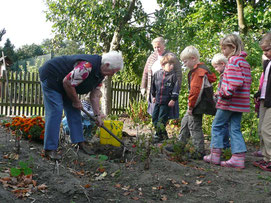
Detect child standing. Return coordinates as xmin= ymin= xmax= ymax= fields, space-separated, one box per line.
xmin=211 ymin=53 xmax=230 ymax=149
xmin=166 ymin=46 xmax=217 ymax=158
xmin=204 ymin=34 xmax=251 ymax=169
xmin=151 ymin=53 xmax=180 ymax=143
xmin=253 ymin=32 xmax=271 ymax=171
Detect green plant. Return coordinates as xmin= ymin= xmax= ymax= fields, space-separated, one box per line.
xmin=126 ymin=99 xmax=151 ymax=124
xmin=134 ymin=132 xmax=159 ymax=162
xmin=169 ymin=139 xmax=202 ymax=162
xmin=10 ymin=161 xmax=32 ymax=177
xmin=222 ymin=148 xmax=232 ymax=160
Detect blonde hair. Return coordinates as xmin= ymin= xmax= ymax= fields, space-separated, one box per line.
xmin=160 ymin=53 xmax=178 ymax=66
xmin=220 ymin=34 xmax=244 ymax=58
xmin=102 ymin=51 xmax=124 ymax=70
xmin=211 ymin=53 xmax=228 ymax=66
xmin=152 ymin=37 xmax=166 ymax=46
xmin=260 ymin=32 xmax=271 ymax=47
xmin=180 ymin=45 xmax=200 ymax=61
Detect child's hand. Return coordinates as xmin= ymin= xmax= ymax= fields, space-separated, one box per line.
xmin=152 ymin=98 xmax=156 ymax=103
xmin=254 ymin=97 xmax=259 ymax=104
xmin=168 ymin=100 xmax=175 ymax=107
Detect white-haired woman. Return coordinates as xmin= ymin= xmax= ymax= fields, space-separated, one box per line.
xmin=39 ymin=51 xmax=123 ymax=159
xmin=141 ymin=37 xmax=182 ymax=119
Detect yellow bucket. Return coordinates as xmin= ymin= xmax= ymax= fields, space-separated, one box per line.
xmin=100 ymin=120 xmax=123 ymax=147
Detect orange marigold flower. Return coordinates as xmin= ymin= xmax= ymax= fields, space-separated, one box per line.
xmin=28 ymin=135 xmax=32 ymax=139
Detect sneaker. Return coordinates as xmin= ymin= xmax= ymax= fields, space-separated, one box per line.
xmin=78 ymin=142 xmax=95 ymax=155
xmin=253 ymin=159 xmax=266 ymax=168
xmin=45 ymin=150 xmax=61 ymax=160
xmin=259 ymin=161 xmax=271 ymax=172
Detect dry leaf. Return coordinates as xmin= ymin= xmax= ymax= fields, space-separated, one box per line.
xmin=84 ymin=184 xmax=91 ymax=188
xmin=123 ymin=192 xmax=130 ymax=196
xmin=182 ymin=180 xmax=188 ymax=185
xmin=178 ymin=193 xmax=183 ymax=197
xmin=32 ymin=180 xmax=37 ymax=187
xmin=161 ymin=195 xmax=167 ymax=201
xmin=174 ymin=184 xmax=181 ymax=188
xmin=157 ymin=186 xmax=163 ymax=190
xmin=37 ymin=183 xmax=48 ymax=191
xmin=95 ymin=172 xmax=107 ymax=181
xmin=115 ymin=184 xmax=121 ymax=188
xmin=122 ymin=185 xmax=130 ymax=191
xmin=1 ymin=177 xmax=11 ymax=181
xmin=132 ymin=196 xmax=139 ymax=200
xmin=196 ymin=180 xmax=203 ymax=185
xmin=97 ymin=168 xmax=105 ymax=173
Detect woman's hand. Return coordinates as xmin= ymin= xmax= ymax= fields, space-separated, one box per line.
xmin=95 ymin=115 xmax=103 ymax=127
xmin=152 ymin=98 xmax=156 ymax=103
xmin=168 ymin=100 xmax=175 ymax=107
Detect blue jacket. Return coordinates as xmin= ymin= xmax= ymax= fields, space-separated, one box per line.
xmin=151 ymin=69 xmax=180 ymax=105
xmin=39 ymin=54 xmax=104 ymax=95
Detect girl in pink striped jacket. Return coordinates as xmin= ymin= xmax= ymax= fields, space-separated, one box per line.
xmin=204 ymin=34 xmax=251 ymax=169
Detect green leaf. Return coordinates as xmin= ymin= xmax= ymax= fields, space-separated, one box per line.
xmin=10 ymin=168 xmax=21 ymax=177
xmin=23 ymin=168 xmax=32 ymax=175
xmin=98 ymin=155 xmax=108 ymax=161
xmin=19 ymin=161 xmax=28 ymax=169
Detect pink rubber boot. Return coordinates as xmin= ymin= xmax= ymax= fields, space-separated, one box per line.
xmin=203 ymin=148 xmax=221 ymax=165
xmin=220 ymin=153 xmax=245 ymax=169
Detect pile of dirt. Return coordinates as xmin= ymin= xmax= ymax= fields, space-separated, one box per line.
xmin=0 ymin=118 xmax=271 ymax=203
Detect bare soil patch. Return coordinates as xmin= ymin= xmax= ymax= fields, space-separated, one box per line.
xmin=0 ymin=117 xmax=271 ymax=203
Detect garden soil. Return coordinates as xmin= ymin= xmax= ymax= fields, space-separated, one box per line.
xmin=0 ymin=117 xmax=271 ymax=203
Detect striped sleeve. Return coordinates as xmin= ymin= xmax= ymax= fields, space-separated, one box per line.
xmin=219 ymin=57 xmax=245 ymax=98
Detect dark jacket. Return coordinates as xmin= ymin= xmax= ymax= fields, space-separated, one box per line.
xmin=151 ymin=69 xmax=180 ymax=105
xmin=254 ymin=60 xmax=271 ymax=108
xmin=39 ymin=55 xmax=104 ymax=95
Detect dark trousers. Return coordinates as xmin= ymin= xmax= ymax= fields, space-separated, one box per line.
xmin=152 ymin=104 xmax=170 ymax=139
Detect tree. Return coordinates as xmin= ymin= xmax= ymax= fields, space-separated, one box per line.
xmin=3 ymin=39 xmax=16 ymax=62
xmin=41 ymin=39 xmax=85 ymax=56
xmin=45 ymin=0 xmax=152 ymax=115
xmin=0 ymin=28 xmax=6 ymax=41
xmin=16 ymin=44 xmax=44 ymax=60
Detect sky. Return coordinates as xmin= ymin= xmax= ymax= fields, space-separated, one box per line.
xmin=0 ymin=0 xmax=159 ymax=49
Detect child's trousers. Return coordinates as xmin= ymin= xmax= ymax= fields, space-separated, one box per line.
xmin=178 ymin=112 xmax=204 ymax=154
xmin=152 ymin=104 xmax=170 ymax=139
xmin=258 ymin=101 xmax=271 ymax=162
xmin=211 ymin=109 xmax=246 ymax=154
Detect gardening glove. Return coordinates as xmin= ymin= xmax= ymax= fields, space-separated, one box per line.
xmin=140 ymin=88 xmax=146 ymax=96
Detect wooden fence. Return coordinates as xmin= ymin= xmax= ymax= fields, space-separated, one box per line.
xmin=0 ymin=70 xmax=143 ymax=116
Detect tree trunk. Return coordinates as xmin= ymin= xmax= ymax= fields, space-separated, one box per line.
xmin=101 ymin=0 xmax=136 ymax=116
xmin=236 ymin=0 xmax=247 ymax=35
